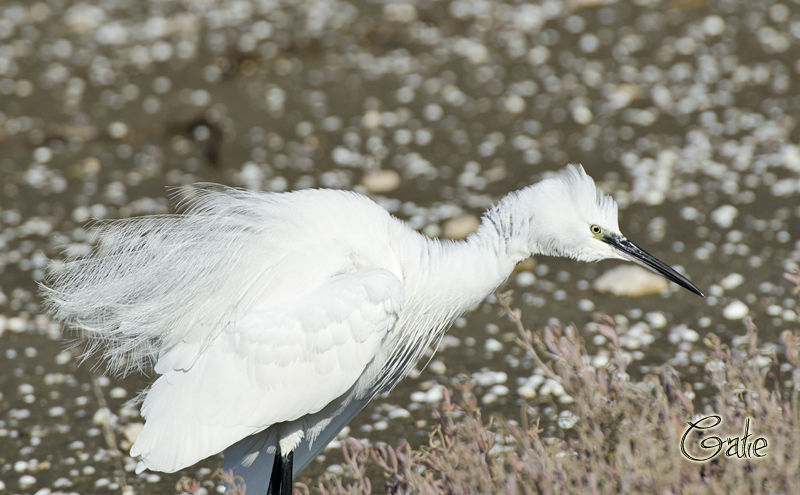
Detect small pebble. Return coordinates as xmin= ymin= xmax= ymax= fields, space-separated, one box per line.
xmin=107 ymin=121 xmax=130 ymax=139
xmin=571 ymin=106 xmax=593 ymax=125
xmin=710 ymin=205 xmax=738 ymax=228
xmin=49 ymin=406 xmax=66 ymax=417
xmin=442 ymin=215 xmax=480 ymax=239
xmin=720 ymin=273 xmax=744 ymax=290
xmin=515 ymin=271 xmax=536 ymax=287
xmin=388 ymin=407 xmax=410 ymax=419
xmin=592 ymin=351 xmax=610 ymax=368
xmin=427 ymin=359 xmax=446 ymax=375
xmin=109 ymin=387 xmax=128 ymax=399
xmin=361 ymin=170 xmax=401 ymax=193
xmin=645 ymin=312 xmax=668 ymax=329
xmin=539 ymin=378 xmax=565 ymax=397
xmin=489 ymin=384 xmax=509 ymax=396
xmin=593 ymin=265 xmax=669 ymax=297
xmin=484 ymin=338 xmax=503 ymax=352
xmin=123 ymin=423 xmax=144 ymax=444
xmin=92 ymin=407 xmax=117 ymax=426
xmin=473 ymin=370 xmax=507 ymax=387
xmin=723 ymin=300 xmax=749 ymax=320
xmin=362 ymin=110 xmax=382 ymax=129
xmin=557 ymin=411 xmax=579 ymax=429
xmin=410 ymin=384 xmax=444 ymax=404
xmin=52 ymin=478 xmax=73 ymax=488
xmin=54 ymin=351 xmax=72 ymax=365
xmin=516 ymin=375 xmax=543 ymax=399
xmin=19 ymin=475 xmax=36 ymax=489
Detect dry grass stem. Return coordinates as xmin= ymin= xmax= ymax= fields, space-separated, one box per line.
xmin=316 ymin=279 xmax=800 ymax=495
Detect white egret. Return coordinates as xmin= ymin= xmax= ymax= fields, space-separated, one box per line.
xmin=42 ymin=165 xmax=702 ymax=495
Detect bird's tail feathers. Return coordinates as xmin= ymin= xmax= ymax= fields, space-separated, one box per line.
xmin=40 ymin=186 xmax=288 ymax=376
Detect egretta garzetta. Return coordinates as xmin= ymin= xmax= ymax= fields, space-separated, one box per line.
xmin=42 ymin=165 xmax=702 ymax=495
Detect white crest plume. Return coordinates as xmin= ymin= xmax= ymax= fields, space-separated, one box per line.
xmin=555 ymin=164 xmax=619 ymax=230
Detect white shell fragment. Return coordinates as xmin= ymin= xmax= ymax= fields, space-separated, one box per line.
xmin=720 ymin=273 xmax=744 ymax=291
xmin=442 ymin=214 xmax=480 ymax=239
xmin=593 ymin=265 xmax=669 ymax=297
xmin=361 ymin=170 xmax=401 ymax=193
xmin=723 ymin=300 xmax=749 ymax=320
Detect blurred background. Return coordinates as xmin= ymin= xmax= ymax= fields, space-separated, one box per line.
xmin=1 ymin=0 xmax=799 ymax=492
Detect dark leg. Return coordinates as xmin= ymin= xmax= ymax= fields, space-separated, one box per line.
xmin=281 ymin=450 xmax=293 ymax=495
xmin=267 ymin=444 xmax=282 ymax=495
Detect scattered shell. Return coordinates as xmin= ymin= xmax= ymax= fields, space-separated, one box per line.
xmin=107 ymin=121 xmax=130 ymax=139
xmin=410 ymin=384 xmax=445 ymax=404
xmin=539 ymin=378 xmax=566 ymax=397
xmin=484 ymin=338 xmax=503 ymax=352
xmin=92 ymin=408 xmax=117 ymax=426
xmin=516 ymin=375 xmax=544 ymax=399
xmin=361 ymin=170 xmax=401 ymax=193
xmin=362 ymin=110 xmax=382 ymax=129
xmin=720 ymin=273 xmax=744 ymax=291
xmin=442 ymin=215 xmax=480 ymax=239
xmin=515 ymin=271 xmax=536 ymax=287
xmin=427 ymin=359 xmax=446 ymax=375
xmin=384 ymin=3 xmax=417 ymax=23
xmin=123 ymin=423 xmax=144 ymax=444
xmin=473 ymin=370 xmax=507 ymax=387
xmin=710 ymin=205 xmax=739 ymax=228
xmin=593 ymin=265 xmax=669 ymax=297
xmin=557 ymin=410 xmax=579 ymax=429
xmin=19 ymin=475 xmax=36 ymax=489
xmin=109 ymin=387 xmax=128 ymax=399
xmin=723 ymin=300 xmax=749 ymax=320
xmin=388 ymin=407 xmax=410 ymax=419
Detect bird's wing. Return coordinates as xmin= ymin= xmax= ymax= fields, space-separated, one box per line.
xmin=130 ymin=268 xmax=403 ymax=473
xmin=41 ymin=185 xmax=399 ymax=379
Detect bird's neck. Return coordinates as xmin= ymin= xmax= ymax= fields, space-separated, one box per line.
xmin=374 ymin=207 xmax=532 ymax=393
xmin=472 ymin=196 xmax=535 ymax=265
xmin=404 ymin=204 xmax=531 ymax=316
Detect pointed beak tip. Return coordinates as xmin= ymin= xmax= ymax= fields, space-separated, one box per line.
xmin=687 ymin=286 xmax=705 ymax=298
xmin=673 ymin=279 xmax=704 ymax=298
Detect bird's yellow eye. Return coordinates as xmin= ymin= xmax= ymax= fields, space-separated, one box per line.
xmin=590 ymin=224 xmax=602 ymax=235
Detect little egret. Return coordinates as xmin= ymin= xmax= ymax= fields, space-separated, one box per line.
xmin=42 ymin=165 xmax=702 ymax=494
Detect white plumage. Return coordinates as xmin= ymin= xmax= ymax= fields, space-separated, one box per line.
xmin=42 ymin=165 xmax=701 ymax=493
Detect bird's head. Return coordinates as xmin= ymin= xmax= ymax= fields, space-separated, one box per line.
xmin=516 ymin=165 xmax=703 ymax=296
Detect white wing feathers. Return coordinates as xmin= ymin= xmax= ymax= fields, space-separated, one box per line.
xmin=42 ymin=185 xmax=396 ymax=377
xmin=42 ymin=185 xmax=410 ymax=474
xmin=130 ymin=268 xmax=403 ymax=473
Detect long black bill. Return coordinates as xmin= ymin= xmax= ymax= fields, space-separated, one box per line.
xmin=602 ymin=235 xmax=704 ymax=297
